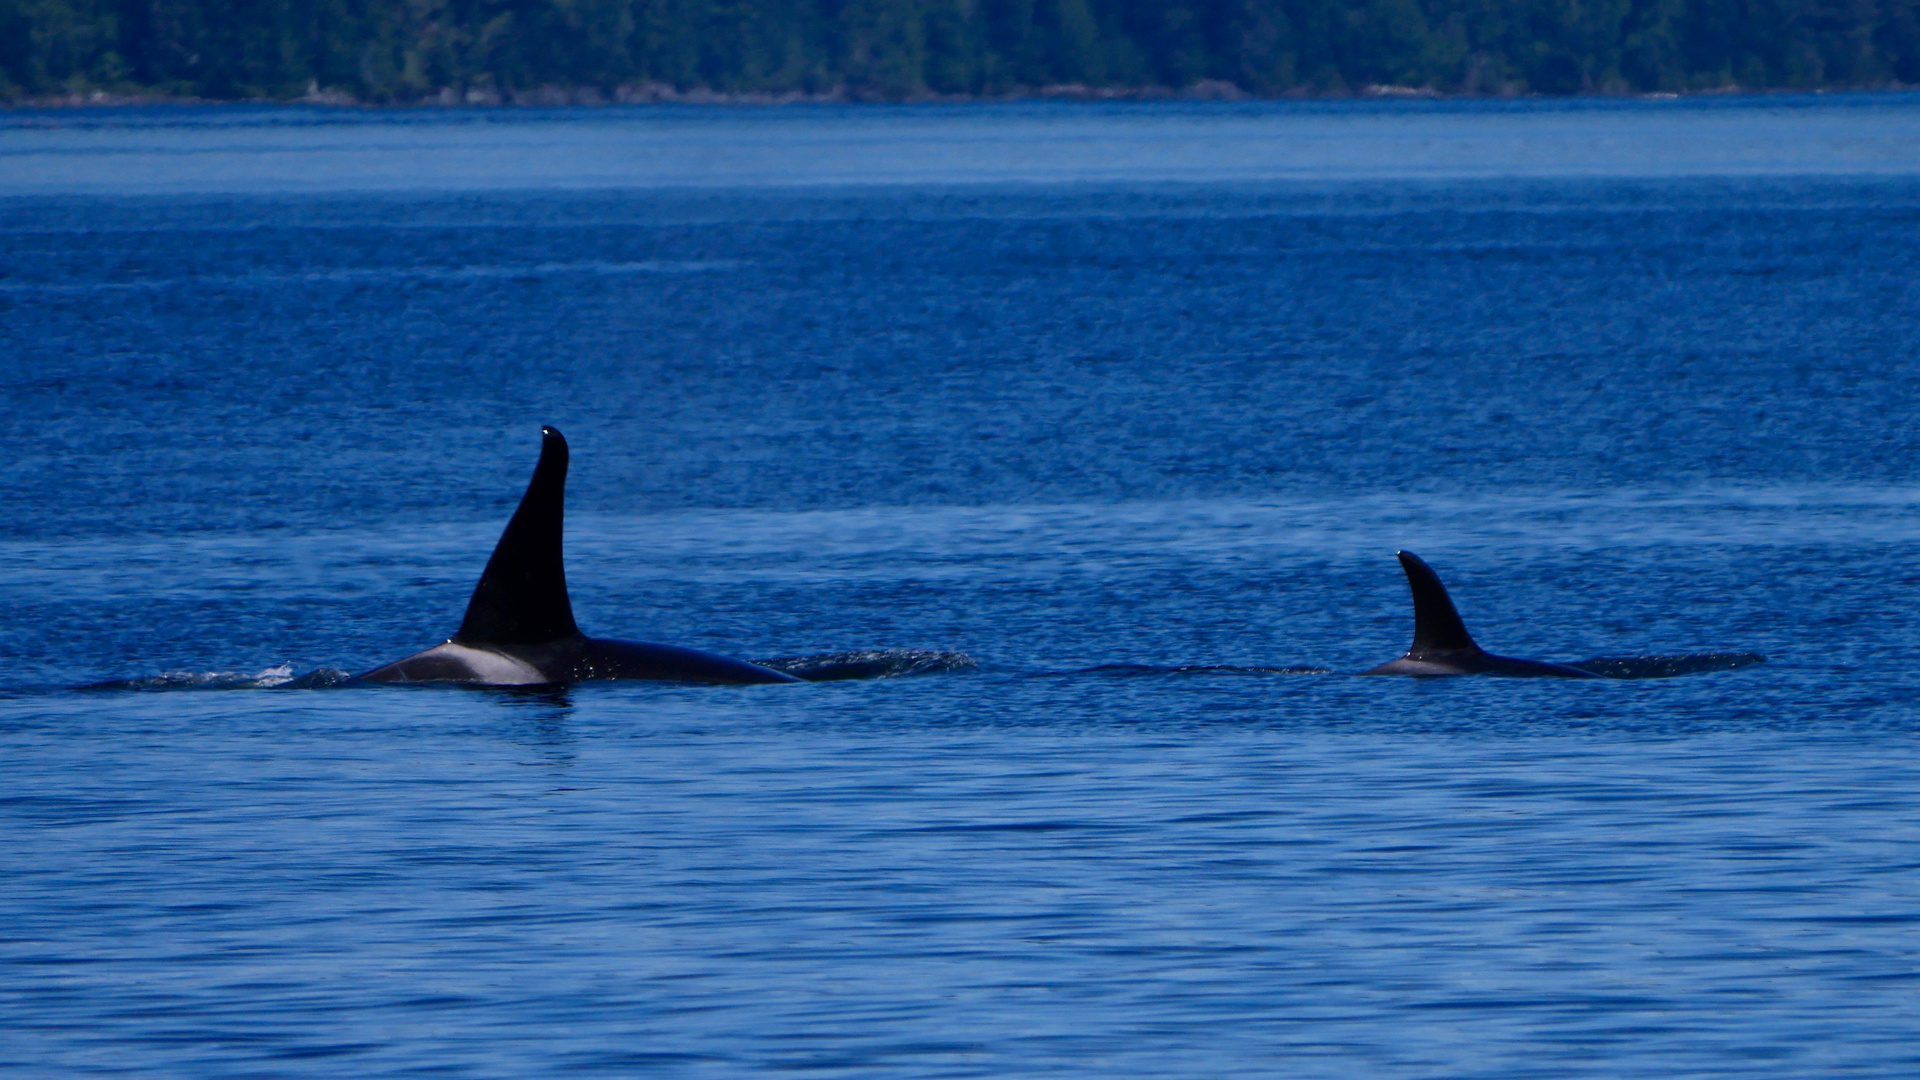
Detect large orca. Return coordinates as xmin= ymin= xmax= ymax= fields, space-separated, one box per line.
xmin=1360 ymin=551 xmax=1600 ymax=678
xmin=353 ymin=427 xmax=799 ymax=686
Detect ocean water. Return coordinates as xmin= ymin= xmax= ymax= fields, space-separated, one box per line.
xmin=5 ymin=97 xmax=1920 ymax=1076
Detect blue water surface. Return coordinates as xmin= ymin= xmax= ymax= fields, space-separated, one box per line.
xmin=4 ymin=97 xmax=1920 ymax=1077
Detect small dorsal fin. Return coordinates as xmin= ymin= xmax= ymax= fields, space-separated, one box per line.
xmin=453 ymin=426 xmax=581 ymax=646
xmin=1397 ymin=551 xmax=1479 ymax=655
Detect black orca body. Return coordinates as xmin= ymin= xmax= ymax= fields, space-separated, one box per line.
xmin=354 ymin=427 xmax=799 ymax=687
xmin=1360 ymin=551 xmax=1600 ymax=678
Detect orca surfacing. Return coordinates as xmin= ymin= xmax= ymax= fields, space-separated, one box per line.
xmin=354 ymin=427 xmax=799 ymax=687
xmin=1361 ymin=551 xmax=1600 ymax=678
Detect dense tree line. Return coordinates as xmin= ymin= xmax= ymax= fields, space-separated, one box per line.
xmin=4 ymin=0 xmax=1918 ymax=103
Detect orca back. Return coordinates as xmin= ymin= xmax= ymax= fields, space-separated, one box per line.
xmin=453 ymin=426 xmax=581 ymax=646
xmin=353 ymin=425 xmax=808 ymax=687
xmin=1364 ymin=551 xmax=1598 ymax=677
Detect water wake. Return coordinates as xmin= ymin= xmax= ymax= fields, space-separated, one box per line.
xmin=1077 ymin=663 xmax=1334 ymax=677
xmin=80 ymin=664 xmax=354 ymax=691
xmin=754 ymin=649 xmax=977 ymax=682
xmin=1568 ymin=653 xmax=1767 ymax=679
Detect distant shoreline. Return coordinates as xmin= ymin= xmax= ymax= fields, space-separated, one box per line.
xmin=12 ymin=80 xmax=1912 ymax=112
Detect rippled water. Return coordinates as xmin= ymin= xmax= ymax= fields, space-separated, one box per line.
xmin=5 ymin=97 xmax=1920 ymax=1076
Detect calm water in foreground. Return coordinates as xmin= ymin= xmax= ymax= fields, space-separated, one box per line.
xmin=5 ymin=97 xmax=1920 ymax=1076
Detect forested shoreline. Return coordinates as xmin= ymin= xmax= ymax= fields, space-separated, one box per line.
xmin=5 ymin=0 xmax=1918 ymax=105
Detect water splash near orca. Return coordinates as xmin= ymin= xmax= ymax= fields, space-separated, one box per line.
xmin=80 ymin=664 xmax=354 ymax=691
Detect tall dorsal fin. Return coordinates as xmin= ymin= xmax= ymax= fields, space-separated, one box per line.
xmin=1397 ymin=551 xmax=1479 ymax=656
xmin=453 ymin=426 xmax=581 ymax=646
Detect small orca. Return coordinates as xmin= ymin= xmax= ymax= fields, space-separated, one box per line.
xmin=1360 ymin=551 xmax=1601 ymax=678
xmin=353 ymin=427 xmax=800 ymax=686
